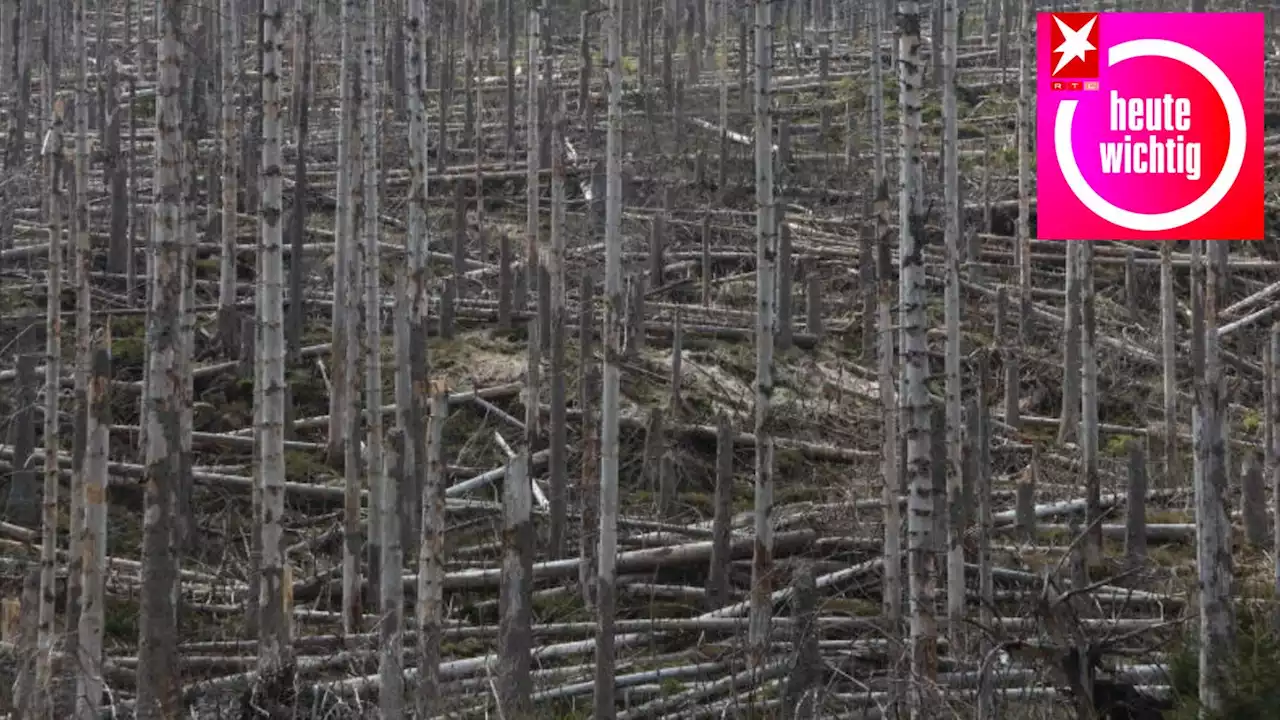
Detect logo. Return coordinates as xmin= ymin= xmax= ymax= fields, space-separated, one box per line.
xmin=1036 ymin=12 xmax=1263 ymax=240
xmin=1049 ymin=13 xmax=1100 ymax=79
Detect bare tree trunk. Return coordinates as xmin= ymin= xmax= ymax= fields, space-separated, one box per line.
xmin=380 ymin=426 xmax=405 ymax=719
xmin=1080 ymin=241 xmax=1100 ymax=568
xmin=255 ymin=0 xmax=295 ymax=700
xmin=103 ymin=27 xmax=126 ymax=277
xmin=877 ymin=178 xmax=902 ymax=720
xmin=870 ymin=0 xmax=885 ymax=196
xmin=35 ymin=106 xmax=64 ymax=716
xmin=499 ymin=449 xmax=533 ymax=716
xmin=548 ymin=94 xmax=568 ymax=559
xmin=579 ymin=275 xmax=600 ymax=607
xmin=416 ymin=388 xmax=448 ymax=718
xmin=68 ymin=0 xmax=91 ymax=663
xmin=595 ymin=0 xmax=624 ymax=709
xmin=330 ymin=0 xmax=359 ymax=469
xmin=5 ymin=0 xmax=29 ymax=170
xmin=126 ymin=0 xmax=139 ymax=301
xmin=1271 ymin=325 xmax=1280 ymax=612
xmin=522 ymin=2 xmax=541 ymax=315
xmin=717 ymin=0 xmax=729 ymax=195
xmin=136 ymin=2 xmax=185 ymax=713
xmin=940 ymin=0 xmax=964 ymax=652
xmin=363 ymin=0 xmax=385 ymax=616
xmin=1161 ymin=242 xmax=1177 ymax=484
xmin=1058 ymin=241 xmax=1081 ymax=445
xmin=898 ymin=0 xmax=937 ymax=711
xmin=1010 ymin=0 xmax=1032 ymax=435
xmin=1196 ymin=240 xmax=1235 ymax=712
xmin=339 ymin=0 xmax=365 ymax=634
xmin=218 ymin=0 xmax=241 ymax=350
xmin=74 ymin=342 xmax=110 ymax=720
xmin=749 ymin=0 xmax=777 ymax=685
xmin=288 ymin=0 xmax=312 ymax=364
xmin=504 ymin=0 xmax=515 ymax=162
xmin=405 ymin=0 xmax=431 ymax=562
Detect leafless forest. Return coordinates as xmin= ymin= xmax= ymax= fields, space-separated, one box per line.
xmin=1 ymin=0 xmax=1278 ymax=717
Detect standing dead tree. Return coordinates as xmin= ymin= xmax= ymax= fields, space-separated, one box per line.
xmin=136 ymin=1 xmax=185 ymax=714
xmin=749 ymin=0 xmax=777 ymax=686
xmin=941 ymin=0 xmax=965 ymax=652
xmin=595 ymin=0 xmax=625 ymax=710
xmin=252 ymin=0 xmax=296 ymax=707
xmin=74 ymin=340 xmax=110 ymax=719
xmin=897 ymin=0 xmax=938 ymax=712
xmin=33 ymin=94 xmax=65 ymax=720
xmin=1196 ymin=240 xmax=1235 ymax=712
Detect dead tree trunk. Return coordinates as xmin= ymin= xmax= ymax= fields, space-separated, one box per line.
xmin=941 ymin=0 xmax=964 ymax=650
xmin=1196 ymin=240 xmax=1235 ymax=712
xmin=548 ymin=95 xmax=568 ymax=558
xmin=595 ymin=0 xmax=624 ymax=710
xmin=74 ymin=338 xmax=110 ymax=718
xmin=68 ymin=0 xmax=91 ymax=657
xmin=897 ymin=0 xmax=937 ymax=710
xmin=498 ymin=450 xmax=534 ymax=716
xmin=255 ymin=0 xmax=295 ymax=700
xmin=136 ymin=3 xmax=185 ymax=713
xmin=416 ymin=389 xmax=448 ymax=718
xmin=1081 ymin=241 xmax=1101 ymax=568
xmin=1161 ymin=242 xmax=1178 ymax=484
xmin=217 ymin=0 xmax=241 ymax=350
xmin=877 ymin=177 xmax=903 ymax=720
xmin=749 ymin=0 xmax=777 ymax=684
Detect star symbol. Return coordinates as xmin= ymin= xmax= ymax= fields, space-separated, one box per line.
xmin=1052 ymin=15 xmax=1097 ymax=76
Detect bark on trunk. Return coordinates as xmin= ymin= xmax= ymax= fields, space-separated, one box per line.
xmin=897 ymin=0 xmax=937 ymax=711
xmin=255 ymin=0 xmax=295 ymax=699
xmin=136 ymin=4 xmax=185 ymax=713
xmin=941 ymin=0 xmax=964 ymax=652
xmin=74 ymin=342 xmax=110 ymax=719
xmin=1196 ymin=240 xmax=1235 ymax=712
xmin=749 ymin=0 xmax=777 ymax=683
xmin=595 ymin=0 xmax=624 ymax=710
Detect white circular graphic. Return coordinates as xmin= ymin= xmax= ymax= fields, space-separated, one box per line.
xmin=1054 ymin=38 xmax=1247 ymax=232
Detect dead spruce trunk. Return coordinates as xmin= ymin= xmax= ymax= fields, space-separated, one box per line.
xmin=254 ymin=0 xmax=295 ymax=700
xmin=898 ymin=0 xmax=938 ymax=712
xmin=136 ymin=5 xmax=185 ymax=714
xmin=362 ymin=0 xmax=384 ymax=617
xmin=941 ymin=0 xmax=964 ymax=652
xmin=877 ymin=176 xmax=903 ymax=719
xmin=217 ymin=0 xmax=241 ymax=350
xmin=499 ymin=451 xmax=534 ymax=716
xmin=549 ymin=95 xmax=569 ymax=559
xmin=1161 ymin=242 xmax=1178 ymax=484
xmin=416 ymin=389 xmax=448 ymax=718
xmin=337 ymin=0 xmax=364 ymax=636
xmin=74 ymin=343 xmax=110 ymax=719
xmin=1081 ymin=241 xmax=1101 ymax=568
xmin=1196 ymin=241 xmax=1235 ymax=712
xmin=68 ymin=0 xmax=92 ymax=658
xmin=596 ymin=0 xmax=625 ymax=711
xmin=34 ymin=32 xmax=59 ymax=703
xmin=750 ymin=0 xmax=778 ymax=685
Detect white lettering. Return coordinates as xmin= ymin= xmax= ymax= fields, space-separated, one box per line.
xmin=1102 ymin=92 xmax=1200 ymax=181
xmin=1109 ymin=91 xmax=1192 ymax=133
xmin=1098 ymin=135 xmax=1202 ymax=181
